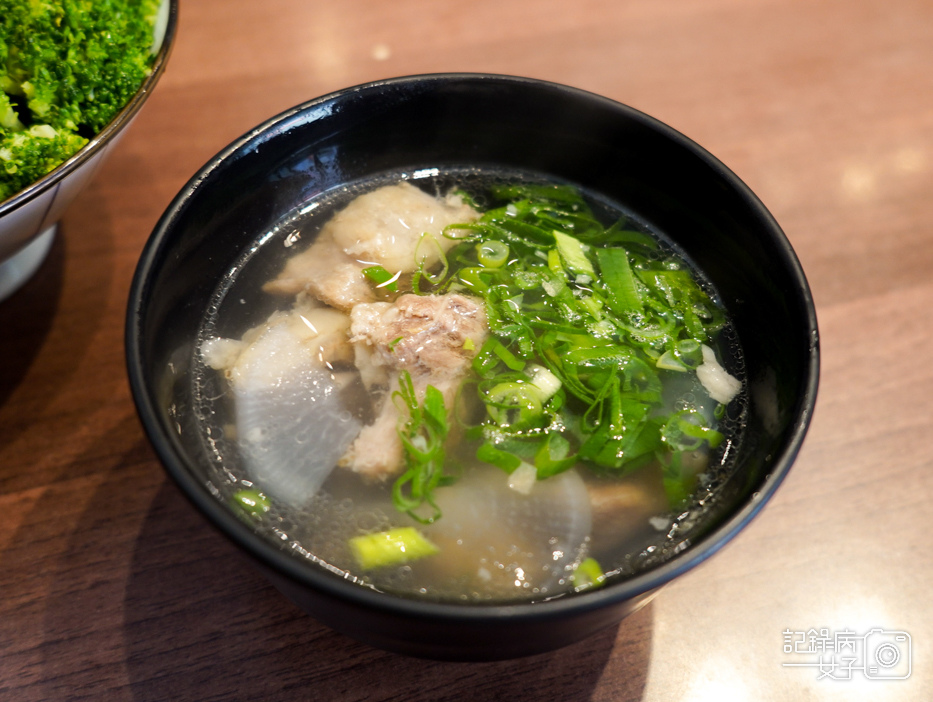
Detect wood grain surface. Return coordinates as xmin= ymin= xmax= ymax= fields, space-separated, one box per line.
xmin=2 ymin=0 xmax=932 ymax=699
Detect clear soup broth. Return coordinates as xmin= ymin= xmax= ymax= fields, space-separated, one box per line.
xmin=192 ymin=167 xmax=747 ymax=603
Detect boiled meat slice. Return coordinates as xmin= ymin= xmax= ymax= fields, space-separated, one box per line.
xmin=339 ymin=292 xmax=488 ymax=480
xmin=262 ymin=228 xmax=377 ymax=312
xmin=263 ymin=182 xmax=478 ymax=310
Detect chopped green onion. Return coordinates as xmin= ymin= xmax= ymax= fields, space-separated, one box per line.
xmin=661 ymin=451 xmax=697 ymax=507
xmin=472 ymin=337 xmax=526 ymax=376
xmin=477 ymin=240 xmax=510 ymax=268
xmin=231 ymin=489 xmax=270 ymax=519
xmin=534 ymin=432 xmax=576 ymax=478
xmin=571 ymin=557 xmax=606 ymax=591
xmin=493 ymin=340 xmax=526 ymax=371
xmin=674 ymin=338 xmax=703 ymax=368
xmin=579 ymin=295 xmax=604 ymax=320
xmin=547 ymin=248 xmax=565 ymax=277
xmin=451 ymin=188 xmax=480 ymax=208
xmin=362 ymin=265 xmax=399 ymax=292
xmin=596 ymin=247 xmax=642 ymax=316
xmin=490 ymin=183 xmax=589 ymax=206
xmin=661 ymin=410 xmax=724 ymax=452
xmin=553 ymin=230 xmax=596 ymax=278
xmin=656 ymin=350 xmax=688 ymax=372
xmin=414 ymin=233 xmax=449 ymax=279
xmin=416 ymin=183 xmax=733 ymax=505
xmin=458 ymin=266 xmax=491 ymax=293
xmin=392 ymin=372 xmax=453 ymax=523
xmin=683 ymin=305 xmax=706 ymax=342
xmin=477 ymin=442 xmax=523 ymax=472
xmin=485 ymin=381 xmax=544 ymax=429
xmin=493 ymin=217 xmax=555 ymax=245
xmin=512 ymin=269 xmax=545 ymax=290
xmin=602 ymin=227 xmax=660 ymax=250
xmin=349 ymin=527 xmax=439 ymax=570
xmin=526 ymin=364 xmax=562 ymax=400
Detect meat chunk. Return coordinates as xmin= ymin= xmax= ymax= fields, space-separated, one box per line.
xmin=583 ymin=452 xmax=708 ymax=557
xmin=263 ymin=182 xmax=478 ymax=310
xmin=339 ymin=293 xmax=488 ymax=480
xmin=328 ymin=181 xmax=478 ymax=272
xmin=338 ymin=403 xmax=407 ymax=481
xmin=584 ymin=469 xmax=669 ymax=556
xmin=350 ymin=293 xmax=489 ymax=385
xmin=262 ymin=229 xmax=377 ymax=311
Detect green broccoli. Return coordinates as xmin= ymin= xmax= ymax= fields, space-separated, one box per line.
xmin=0 ymin=125 xmax=89 ymax=201
xmin=0 ymin=91 xmax=23 ymax=131
xmin=0 ymin=0 xmax=161 ymax=201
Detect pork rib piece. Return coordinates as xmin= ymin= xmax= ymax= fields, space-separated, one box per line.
xmin=340 ymin=293 xmax=488 ymax=480
xmin=263 ymin=182 xmax=478 ymax=310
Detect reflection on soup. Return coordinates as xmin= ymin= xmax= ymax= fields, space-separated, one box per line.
xmin=197 ymin=173 xmax=745 ymax=603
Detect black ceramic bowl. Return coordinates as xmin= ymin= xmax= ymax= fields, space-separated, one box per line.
xmin=126 ymin=74 xmax=818 ymax=661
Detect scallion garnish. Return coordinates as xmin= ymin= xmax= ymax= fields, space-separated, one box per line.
xmin=446 ymin=185 xmax=733 ymax=505
xmin=349 ymin=527 xmax=439 ymax=570
xmin=391 ymin=371 xmax=454 ymax=524
xmin=477 ymin=239 xmax=510 ymax=268
xmin=571 ymin=557 xmax=607 ymax=591
xmin=377 ymin=183 xmax=736 ymax=514
xmin=362 ymin=265 xmax=400 ymax=292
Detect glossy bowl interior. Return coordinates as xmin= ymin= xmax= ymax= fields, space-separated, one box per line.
xmin=127 ymin=74 xmax=819 ymax=660
xmin=0 ymin=0 xmax=177 ymax=300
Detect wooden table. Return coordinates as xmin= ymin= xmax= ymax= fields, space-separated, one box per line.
xmin=2 ymin=0 xmax=931 ymax=699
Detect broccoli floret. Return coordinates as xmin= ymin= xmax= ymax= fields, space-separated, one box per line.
xmin=0 ymin=92 xmax=23 ymax=131
xmin=0 ymin=0 xmax=159 ymax=201
xmin=0 ymin=125 xmax=88 ymax=200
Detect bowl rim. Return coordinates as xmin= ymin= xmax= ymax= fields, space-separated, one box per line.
xmin=126 ymin=72 xmax=820 ymax=624
xmin=0 ymin=0 xmax=179 ymax=218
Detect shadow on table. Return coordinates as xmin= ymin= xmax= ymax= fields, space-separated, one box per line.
xmin=0 ymin=183 xmax=116 ymax=464
xmin=120 ymin=480 xmax=654 ymax=702
xmin=0 ymin=229 xmax=65 ymax=411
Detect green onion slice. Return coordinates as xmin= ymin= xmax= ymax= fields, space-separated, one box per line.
xmin=362 ymin=265 xmax=400 ymax=292
xmin=349 ymin=527 xmax=439 ymax=570
xmin=391 ymin=372 xmax=453 ymax=523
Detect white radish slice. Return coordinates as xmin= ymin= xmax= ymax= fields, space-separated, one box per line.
xmin=422 ymin=465 xmax=592 ymax=600
xmin=227 ymin=317 xmax=360 ymax=507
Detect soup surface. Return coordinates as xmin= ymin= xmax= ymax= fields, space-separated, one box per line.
xmin=194 ymin=168 xmax=746 ymax=603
